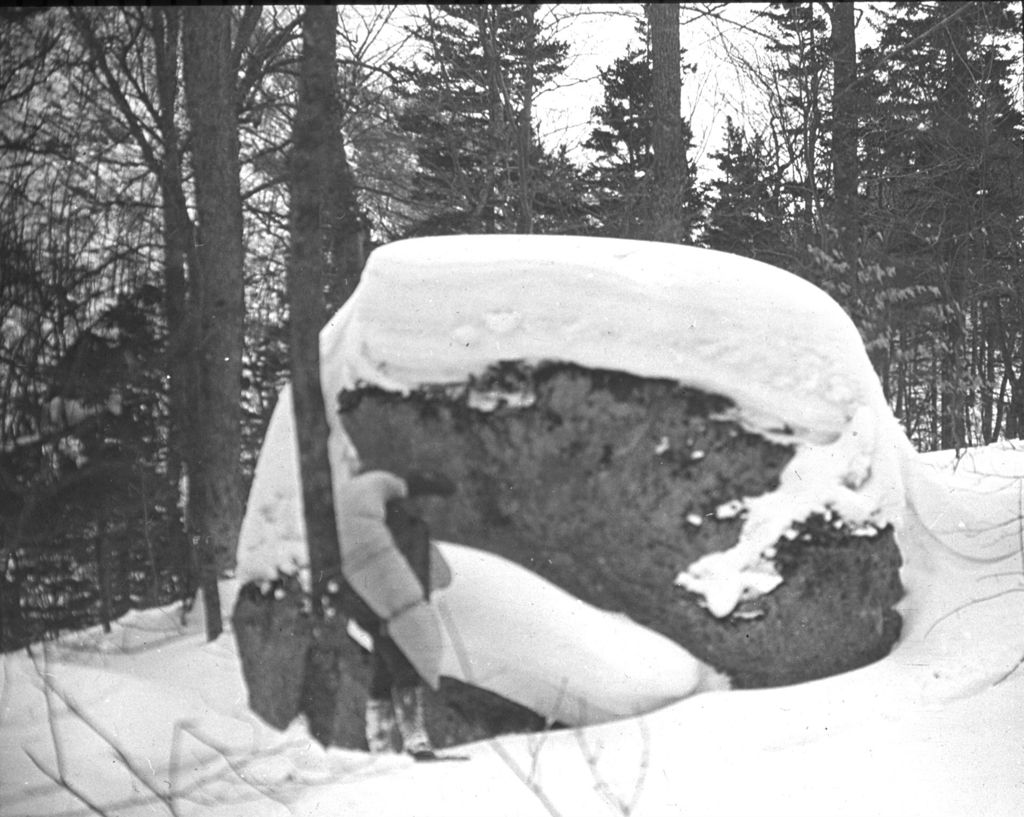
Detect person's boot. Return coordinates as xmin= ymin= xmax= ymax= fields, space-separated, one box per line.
xmin=365 ymin=697 xmax=397 ymax=753
xmin=393 ymin=684 xmax=434 ymax=759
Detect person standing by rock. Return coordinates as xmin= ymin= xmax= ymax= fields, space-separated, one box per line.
xmin=335 ymin=469 xmax=454 ymax=759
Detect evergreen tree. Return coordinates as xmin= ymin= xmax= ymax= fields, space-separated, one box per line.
xmin=393 ymin=4 xmax=568 ymax=235
xmin=530 ymin=144 xmax=596 ymax=234
xmin=761 ymin=2 xmax=832 ymax=239
xmin=584 ymin=42 xmax=703 ymax=241
xmin=860 ymin=1 xmax=1023 ymax=447
xmin=704 ymin=117 xmax=786 ymax=264
xmin=647 ymin=2 xmax=688 ymax=243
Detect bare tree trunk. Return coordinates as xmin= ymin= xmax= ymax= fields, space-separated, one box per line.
xmin=995 ymin=296 xmax=1023 ymax=440
xmin=936 ymin=4 xmax=971 ymax=450
xmin=307 ymin=4 xmax=365 ymax=316
xmin=95 ymin=536 xmax=111 ymax=634
xmin=289 ymin=4 xmax=367 ymax=746
xmin=151 ymin=7 xmax=201 ymax=604
xmin=828 ymin=1 xmax=858 ymax=247
xmin=477 ymin=5 xmax=506 ymax=234
xmin=68 ymin=9 xmax=202 ymax=607
xmin=289 ymin=4 xmax=346 ymax=611
xmin=647 ymin=2 xmax=686 ymax=243
xmin=516 ymin=4 xmax=537 ymax=234
xmin=1008 ymin=371 xmax=1024 ymax=440
xmin=182 ymin=6 xmax=248 ymax=639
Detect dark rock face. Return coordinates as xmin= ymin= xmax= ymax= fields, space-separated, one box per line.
xmin=233 ymin=577 xmax=544 ymax=749
xmin=339 ymin=362 xmax=903 ymax=688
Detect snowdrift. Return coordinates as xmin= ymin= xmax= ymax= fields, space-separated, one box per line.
xmin=431 ymin=542 xmax=725 ymax=725
xmin=7 ymin=235 xmax=1009 ymax=815
xmin=2 ymin=442 xmax=1022 ymax=817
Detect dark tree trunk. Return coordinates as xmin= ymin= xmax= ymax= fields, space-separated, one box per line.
xmin=936 ymin=4 xmax=972 ymax=450
xmin=287 ymin=4 xmax=364 ymax=746
xmin=182 ymin=6 xmax=248 ymax=639
xmin=152 ymin=8 xmax=201 ymax=604
xmin=96 ymin=536 xmax=111 ymax=634
xmin=297 ymin=4 xmax=366 ymax=316
xmin=829 ymin=1 xmax=858 ymax=247
xmin=516 ymin=4 xmax=537 ymax=234
xmin=232 ymin=3 xmax=368 ymax=749
xmin=289 ymin=3 xmax=347 ymax=612
xmin=647 ymin=2 xmax=687 ymax=243
xmin=477 ymin=5 xmax=505 ymax=236
xmin=1008 ymin=371 xmax=1024 ymax=440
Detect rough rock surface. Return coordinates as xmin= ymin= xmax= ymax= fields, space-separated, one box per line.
xmin=338 ymin=362 xmax=903 ymax=688
xmin=233 ymin=576 xmax=544 ymax=749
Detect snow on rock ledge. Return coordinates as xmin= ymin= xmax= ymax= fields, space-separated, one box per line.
xmin=324 ymin=236 xmax=880 ymax=440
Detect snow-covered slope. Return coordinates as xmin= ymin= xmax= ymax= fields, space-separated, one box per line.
xmin=310 ymin=440 xmax=1023 ymax=817
xmin=3 ymin=442 xmax=1022 ymax=817
xmin=895 ymin=442 xmax=1024 ymax=689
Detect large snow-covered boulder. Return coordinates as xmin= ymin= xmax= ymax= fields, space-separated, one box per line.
xmin=237 ymin=235 xmax=910 ymax=715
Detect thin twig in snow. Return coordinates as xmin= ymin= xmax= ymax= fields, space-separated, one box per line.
xmin=436 ymin=598 xmax=565 ymax=817
xmin=23 ymin=747 xmax=113 ymax=817
xmin=168 ymin=718 xmax=295 ymax=810
xmin=574 ymin=716 xmax=651 ymax=817
xmin=28 ymin=646 xmax=176 ymax=814
xmin=923 ymin=586 xmax=1024 ymax=640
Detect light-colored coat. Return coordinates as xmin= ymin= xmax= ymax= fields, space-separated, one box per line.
xmin=335 ymin=470 xmax=450 ymax=686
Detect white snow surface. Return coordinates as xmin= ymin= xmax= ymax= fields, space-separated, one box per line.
xmin=323 ymin=236 xmax=877 ymax=439
xmin=431 ymin=543 xmax=728 ymax=725
xmin=3 ymin=441 xmax=1023 ymax=817
xmin=238 ymin=236 xmax=908 ymax=615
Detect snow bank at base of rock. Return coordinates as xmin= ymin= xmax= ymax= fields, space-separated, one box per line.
xmin=893 ymin=440 xmax=1024 ymax=688
xmin=301 ymin=442 xmax=1024 ymax=817
xmin=4 ymin=444 xmax=1022 ymax=817
xmin=432 ymin=542 xmax=727 ymax=726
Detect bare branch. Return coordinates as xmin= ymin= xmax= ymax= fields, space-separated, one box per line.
xmin=28 ymin=647 xmax=176 ymax=814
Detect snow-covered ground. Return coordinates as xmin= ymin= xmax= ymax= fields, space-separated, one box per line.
xmin=1 ymin=440 xmax=1022 ymax=817
xmin=4 ymin=238 xmax=1023 ymax=815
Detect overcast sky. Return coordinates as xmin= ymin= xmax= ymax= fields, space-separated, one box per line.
xmin=345 ymin=3 xmax=1022 ymax=184
xmin=533 ymin=4 xmax=786 ymax=176
xmin=532 ymin=3 xmax=861 ymax=178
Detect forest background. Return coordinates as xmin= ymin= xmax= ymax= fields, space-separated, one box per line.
xmin=1 ymin=3 xmax=1021 ymax=648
